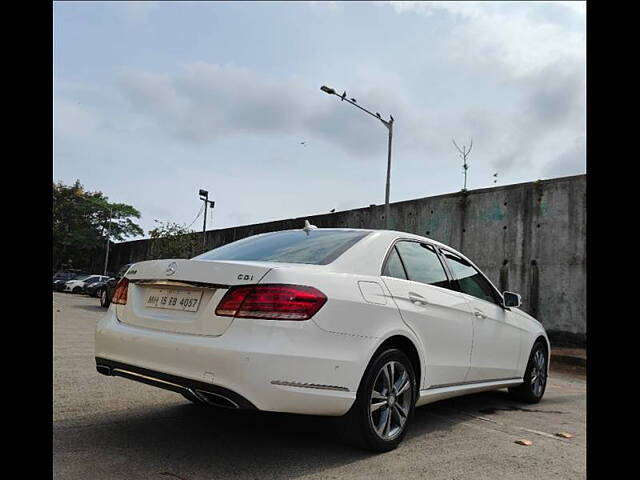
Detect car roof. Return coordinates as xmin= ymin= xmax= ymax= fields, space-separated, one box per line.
xmin=192 ymin=227 xmax=469 ymax=277
xmin=257 ymin=228 xmax=467 ymax=276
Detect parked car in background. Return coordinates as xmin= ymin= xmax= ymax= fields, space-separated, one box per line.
xmin=85 ymin=278 xmax=114 ymax=298
xmin=64 ymin=275 xmax=110 ymax=294
xmin=95 ymin=227 xmax=548 ymax=452
xmin=100 ymin=264 xmax=132 ymax=308
xmin=53 ymin=271 xmax=90 ymax=291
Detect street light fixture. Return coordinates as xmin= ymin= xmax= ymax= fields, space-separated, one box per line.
xmin=320 ymin=85 xmax=336 ymax=95
xmin=199 ymin=189 xmax=215 ymax=251
xmin=320 ymin=85 xmax=394 ymax=228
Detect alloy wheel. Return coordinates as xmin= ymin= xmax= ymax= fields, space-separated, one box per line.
xmin=369 ymin=360 xmax=412 ymax=441
xmin=530 ymin=349 xmax=547 ymax=397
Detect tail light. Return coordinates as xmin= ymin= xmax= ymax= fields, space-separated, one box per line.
xmin=215 ymin=284 xmax=327 ymax=320
xmin=112 ymin=278 xmax=130 ymax=305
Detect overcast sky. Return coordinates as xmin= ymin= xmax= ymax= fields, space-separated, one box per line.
xmin=54 ymin=1 xmax=585 ymax=240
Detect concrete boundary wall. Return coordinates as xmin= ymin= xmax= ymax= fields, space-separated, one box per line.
xmin=110 ymin=174 xmax=586 ymax=346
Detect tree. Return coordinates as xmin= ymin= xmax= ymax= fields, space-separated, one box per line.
xmin=147 ymin=220 xmax=199 ymax=260
xmin=53 ymin=180 xmax=144 ymax=272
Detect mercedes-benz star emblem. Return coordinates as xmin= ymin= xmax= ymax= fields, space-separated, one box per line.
xmin=166 ymin=262 xmax=177 ymax=276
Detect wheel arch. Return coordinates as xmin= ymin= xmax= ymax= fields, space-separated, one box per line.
xmin=535 ymin=334 xmax=550 ymax=352
xmin=364 ymin=334 xmax=424 ymax=399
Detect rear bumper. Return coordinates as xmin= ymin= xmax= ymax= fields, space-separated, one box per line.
xmin=95 ymin=358 xmax=258 ymax=409
xmin=95 ymin=307 xmax=377 ymax=416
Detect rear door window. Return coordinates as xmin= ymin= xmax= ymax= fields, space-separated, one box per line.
xmin=382 ymin=246 xmax=408 ymax=279
xmin=394 ymin=241 xmax=450 ymax=288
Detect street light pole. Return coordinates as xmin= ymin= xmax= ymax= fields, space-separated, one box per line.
xmin=320 ymin=85 xmax=394 ymax=229
xmin=385 ymin=121 xmax=393 ymax=227
xmin=103 ymin=206 xmax=112 ymax=276
xmin=199 ymin=189 xmax=215 ymax=251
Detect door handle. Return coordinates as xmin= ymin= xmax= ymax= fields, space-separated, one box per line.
xmin=474 ymin=310 xmax=487 ymax=319
xmin=408 ymin=292 xmax=428 ymax=305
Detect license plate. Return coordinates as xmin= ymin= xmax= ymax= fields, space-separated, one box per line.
xmin=143 ymin=288 xmax=204 ymax=312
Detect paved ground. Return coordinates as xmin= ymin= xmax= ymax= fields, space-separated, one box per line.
xmin=53 ymin=292 xmax=586 ymax=480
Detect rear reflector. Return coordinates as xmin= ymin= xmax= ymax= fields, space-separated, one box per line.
xmin=215 ymin=284 xmax=327 ymax=320
xmin=112 ymin=278 xmax=130 ymax=305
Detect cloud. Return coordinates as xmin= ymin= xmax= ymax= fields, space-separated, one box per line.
xmin=385 ymin=1 xmax=585 ymax=79
xmin=114 ymin=1 xmax=584 ymax=178
xmin=542 ymin=135 xmax=586 ymax=178
xmin=482 ymin=57 xmax=585 ymax=174
xmin=116 ymin=1 xmax=159 ymax=24
xmin=118 ymin=63 xmax=393 ymax=156
xmin=379 ymin=2 xmax=585 ymax=176
xmin=55 ymin=1 xmax=586 ymax=237
xmin=117 ymin=53 xmax=585 ymax=179
xmin=54 ymin=97 xmax=102 ymax=140
xmin=386 ymin=1 xmax=485 ymax=18
xmin=117 ymin=60 xmax=474 ymax=162
xmin=309 ymin=1 xmax=341 ymax=10
xmin=557 ymin=1 xmax=586 ymax=16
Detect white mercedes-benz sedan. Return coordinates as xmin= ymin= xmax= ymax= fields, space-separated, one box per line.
xmin=95 ymin=226 xmax=549 ymax=452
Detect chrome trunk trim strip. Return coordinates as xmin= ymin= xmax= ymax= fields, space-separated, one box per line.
xmin=129 ymin=279 xmax=225 ymax=290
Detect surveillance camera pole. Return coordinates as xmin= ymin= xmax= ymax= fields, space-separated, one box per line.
xmin=320 ymin=85 xmax=394 ymax=229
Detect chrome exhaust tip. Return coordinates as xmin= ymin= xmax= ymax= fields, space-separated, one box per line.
xmin=192 ymin=389 xmax=240 ymax=409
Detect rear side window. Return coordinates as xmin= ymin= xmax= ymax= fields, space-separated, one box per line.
xmin=442 ymin=251 xmax=500 ymax=304
xmin=194 ymin=230 xmax=371 ymax=265
xmin=382 ymin=246 xmax=407 ymax=279
xmin=394 ymin=241 xmax=450 ymax=288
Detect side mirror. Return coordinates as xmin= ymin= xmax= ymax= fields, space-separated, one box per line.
xmin=503 ymin=291 xmax=521 ymax=308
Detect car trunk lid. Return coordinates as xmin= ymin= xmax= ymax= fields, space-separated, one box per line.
xmin=115 ymin=259 xmax=273 ymax=336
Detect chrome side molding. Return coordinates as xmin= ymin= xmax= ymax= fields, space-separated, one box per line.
xmin=271 ymin=380 xmax=349 ymax=392
xmin=427 ymin=377 xmax=522 ymax=390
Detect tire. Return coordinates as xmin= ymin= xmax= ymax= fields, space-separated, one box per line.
xmin=508 ymin=340 xmax=548 ymax=403
xmin=72 ymin=286 xmax=82 ymax=294
xmin=100 ymin=288 xmax=110 ymax=308
xmin=340 ymin=348 xmax=416 ymax=452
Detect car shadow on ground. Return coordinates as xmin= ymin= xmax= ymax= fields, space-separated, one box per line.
xmin=53 ymin=390 xmax=541 ymax=479
xmin=74 ymin=304 xmax=105 ymax=312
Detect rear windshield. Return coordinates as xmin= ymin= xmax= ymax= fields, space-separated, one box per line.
xmin=194 ymin=230 xmax=371 ymax=265
xmin=117 ymin=264 xmax=132 ymax=277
